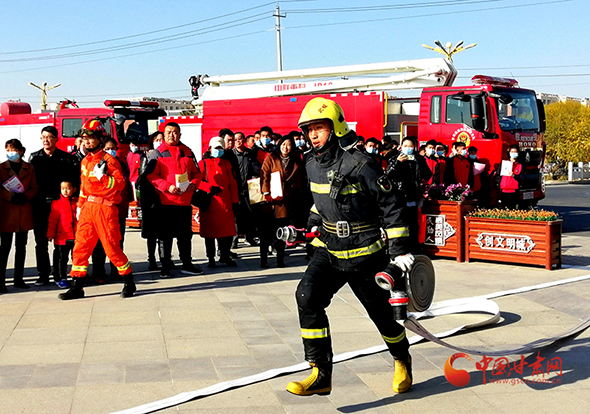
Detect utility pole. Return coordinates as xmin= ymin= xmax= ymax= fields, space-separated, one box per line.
xmin=273 ymin=5 xmax=286 ymax=74
xmin=28 ymin=81 xmax=61 ymax=110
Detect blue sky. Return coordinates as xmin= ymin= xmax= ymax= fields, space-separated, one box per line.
xmin=1 ymin=0 xmax=588 ymax=110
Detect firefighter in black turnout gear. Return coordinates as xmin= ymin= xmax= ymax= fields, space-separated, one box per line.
xmin=286 ymin=98 xmax=415 ymax=396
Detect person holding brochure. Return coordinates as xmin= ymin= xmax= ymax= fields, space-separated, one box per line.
xmin=497 ymin=145 xmax=522 ymax=209
xmin=0 ymin=139 xmax=39 ymax=293
xmin=146 ymin=122 xmax=203 ymax=278
xmin=259 ymin=135 xmax=304 ymax=268
xmin=197 ymin=137 xmax=239 ymax=268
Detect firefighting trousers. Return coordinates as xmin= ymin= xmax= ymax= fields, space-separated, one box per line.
xmin=70 ymin=203 xmax=132 ymax=278
xmin=295 ymin=248 xmax=409 ymax=364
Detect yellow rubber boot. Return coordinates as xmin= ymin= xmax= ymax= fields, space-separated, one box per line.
xmin=392 ymin=356 xmax=412 ymax=393
xmin=286 ymin=363 xmax=332 ymax=396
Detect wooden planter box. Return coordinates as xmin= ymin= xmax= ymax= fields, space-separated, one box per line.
xmin=465 ymin=217 xmax=562 ymax=270
xmin=421 ymin=200 xmax=477 ymax=262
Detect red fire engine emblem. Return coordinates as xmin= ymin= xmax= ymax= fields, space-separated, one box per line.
xmin=377 ymin=176 xmax=392 ymax=193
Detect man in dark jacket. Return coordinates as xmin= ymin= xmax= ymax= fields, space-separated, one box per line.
xmin=28 ymin=126 xmax=79 ymax=286
xmin=232 ymin=132 xmax=257 ymax=246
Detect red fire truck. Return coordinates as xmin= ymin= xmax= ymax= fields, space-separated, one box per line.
xmin=0 ymin=99 xmax=165 ymax=160
xmin=162 ymin=57 xmax=546 ymax=204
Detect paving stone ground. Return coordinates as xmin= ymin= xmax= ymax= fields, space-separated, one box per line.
xmin=1 ymin=228 xmax=589 ymax=413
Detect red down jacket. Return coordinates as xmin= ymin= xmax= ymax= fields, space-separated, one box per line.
xmin=47 ymin=195 xmax=78 ymax=245
xmin=147 ymin=142 xmax=202 ymax=206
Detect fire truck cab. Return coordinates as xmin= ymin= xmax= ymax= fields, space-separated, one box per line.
xmin=0 ymin=100 xmax=165 ymax=161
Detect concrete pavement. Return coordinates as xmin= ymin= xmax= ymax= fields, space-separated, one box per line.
xmin=1 ymin=228 xmax=590 ymax=413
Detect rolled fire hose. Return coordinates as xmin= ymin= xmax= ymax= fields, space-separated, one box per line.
xmin=111 ymin=273 xmax=590 ymax=414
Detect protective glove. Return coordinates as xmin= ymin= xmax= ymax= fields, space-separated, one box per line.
xmin=209 ymin=186 xmax=222 ymax=195
xmin=93 ymin=161 xmax=107 ymax=181
xmin=10 ymin=193 xmax=27 ymax=205
xmin=392 ymin=253 xmax=414 ymax=273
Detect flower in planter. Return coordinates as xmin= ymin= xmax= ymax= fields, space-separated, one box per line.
xmin=466 ymin=208 xmax=559 ymax=221
xmin=444 ymin=184 xmax=473 ymax=202
xmin=424 ymin=183 xmax=473 ymax=201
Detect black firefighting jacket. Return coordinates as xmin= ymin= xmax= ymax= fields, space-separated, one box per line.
xmin=306 ymin=136 xmax=410 ymax=272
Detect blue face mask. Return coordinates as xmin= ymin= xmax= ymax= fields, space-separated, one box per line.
xmin=106 ymin=149 xmax=117 ymax=157
xmin=468 ymin=154 xmax=477 ymax=160
xmin=295 ymin=139 xmax=305 ymax=148
xmin=437 ymin=150 xmax=445 ymax=156
xmin=460 ymin=149 xmax=467 ymax=156
xmin=129 ymin=145 xmax=138 ymax=153
xmin=426 ymin=148 xmax=435 ymax=156
xmin=366 ymin=147 xmax=376 ymax=154
xmin=402 ymin=147 xmax=414 ymax=156
xmin=211 ymin=148 xmax=224 ymax=158
xmin=6 ymin=151 xmax=20 ymax=162
xmin=509 ymin=152 xmax=518 ymax=159
xmin=261 ymin=138 xmax=272 ymax=147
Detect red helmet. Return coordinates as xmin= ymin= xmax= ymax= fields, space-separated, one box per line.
xmin=80 ymin=119 xmax=106 ymax=137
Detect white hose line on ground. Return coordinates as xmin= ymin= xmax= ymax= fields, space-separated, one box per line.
xmin=111 ymin=273 xmax=590 ymax=414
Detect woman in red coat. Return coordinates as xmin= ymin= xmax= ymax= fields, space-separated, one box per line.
xmin=198 ymin=137 xmax=239 ymax=268
xmin=0 ymin=139 xmax=39 ymax=293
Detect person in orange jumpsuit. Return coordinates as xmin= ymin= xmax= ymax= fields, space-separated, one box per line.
xmin=59 ymin=119 xmax=136 ymax=300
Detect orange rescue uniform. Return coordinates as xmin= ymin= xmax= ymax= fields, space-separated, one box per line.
xmin=70 ymin=150 xmax=132 ymax=278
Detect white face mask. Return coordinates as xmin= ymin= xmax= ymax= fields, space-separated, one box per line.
xmin=426 ymin=148 xmax=435 ymax=156
xmin=153 ymin=141 xmax=162 ymax=150
xmin=509 ymin=152 xmax=518 ymax=159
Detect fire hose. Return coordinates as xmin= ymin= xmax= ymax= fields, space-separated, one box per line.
xmin=110 ymin=234 xmax=590 ymax=413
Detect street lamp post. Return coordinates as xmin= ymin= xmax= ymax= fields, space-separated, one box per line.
xmin=421 ymin=40 xmax=476 ymax=62
xmin=28 ymin=81 xmax=61 ymax=110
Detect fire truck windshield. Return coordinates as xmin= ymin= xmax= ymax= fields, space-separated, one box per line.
xmin=113 ymin=109 xmax=163 ymax=144
xmin=494 ymin=90 xmax=540 ymax=132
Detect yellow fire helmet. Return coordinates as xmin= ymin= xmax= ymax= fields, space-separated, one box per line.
xmin=298 ymin=97 xmax=350 ymax=138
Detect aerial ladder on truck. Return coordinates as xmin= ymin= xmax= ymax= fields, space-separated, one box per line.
xmin=189 ymin=57 xmax=457 ymax=115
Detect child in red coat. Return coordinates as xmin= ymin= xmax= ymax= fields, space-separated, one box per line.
xmin=47 ymin=181 xmax=78 ymax=288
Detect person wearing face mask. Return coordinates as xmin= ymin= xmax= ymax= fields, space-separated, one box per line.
xmin=232 ymin=131 xmax=258 ymax=248
xmin=197 ymin=137 xmax=239 ymax=268
xmin=467 ymin=146 xmax=490 ymax=207
xmin=386 ymin=136 xmax=431 ymax=253
xmin=423 ymin=139 xmax=441 ymax=185
xmin=444 ymin=141 xmax=473 ymax=188
xmin=434 ymin=142 xmax=447 ymax=184
xmin=497 ymin=145 xmax=522 ymax=209
xmin=257 ymin=126 xmax=274 ymax=158
xmin=126 ymin=139 xmax=142 ymax=187
xmin=259 ymin=135 xmax=304 ymax=268
xmin=138 ymin=131 xmax=164 ymax=270
xmin=364 ymin=138 xmax=382 ymax=165
xmin=219 ymin=128 xmax=242 ymax=259
xmin=0 ymin=139 xmax=39 ymax=293
xmin=90 ymin=138 xmax=133 ymax=283
xmin=59 ymin=120 xmax=136 ymax=300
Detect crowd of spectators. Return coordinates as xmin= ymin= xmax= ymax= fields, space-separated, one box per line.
xmin=0 ymin=123 xmax=524 ymax=294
